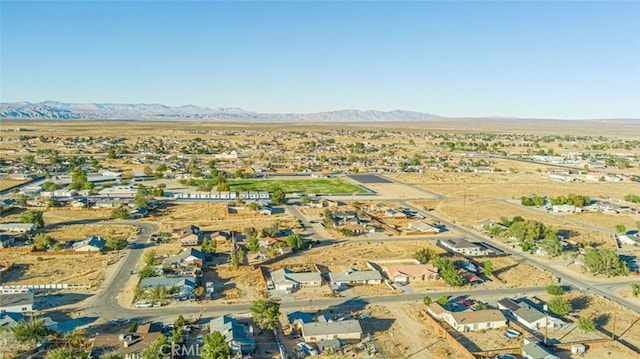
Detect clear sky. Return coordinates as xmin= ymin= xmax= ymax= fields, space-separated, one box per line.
xmin=1 ymin=1 xmax=639 ymax=119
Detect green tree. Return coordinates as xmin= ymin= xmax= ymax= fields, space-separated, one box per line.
xmin=175 ymin=315 xmax=186 ymax=327
xmin=105 ymin=237 xmax=127 ymax=250
xmin=138 ymin=266 xmax=155 ymax=278
xmin=12 ymin=318 xmax=52 ymax=345
xmin=583 ymin=248 xmax=630 ymax=277
xmin=546 ymin=285 xmax=565 ymax=296
xmin=230 ymin=247 xmax=246 ymax=268
xmin=547 ymin=296 xmax=572 ymax=316
xmin=423 ymin=296 xmax=432 ymax=306
xmin=140 ymin=334 xmax=168 ymax=359
xmin=247 ymin=236 xmax=260 ymax=252
xmin=202 ymin=331 xmax=231 ymax=359
xmin=251 ymin=299 xmax=281 ymax=330
xmin=144 ymin=251 xmax=156 ymax=266
xmin=47 ymin=197 xmax=58 ymax=208
xmin=436 ymin=295 xmax=449 ymax=305
xmin=508 ymin=219 xmax=545 ymax=251
xmin=271 ymin=187 xmax=286 ymax=205
xmin=134 ymin=284 xmax=145 ymax=300
xmin=149 ymin=286 xmax=167 ymax=301
xmin=33 ymin=233 xmax=55 ymax=250
xmin=286 ymin=233 xmax=304 ymax=250
xmin=577 ymin=316 xmax=596 ymax=333
xmin=247 ymin=202 xmax=259 ymax=211
xmin=216 ymin=180 xmax=230 ymax=192
xmin=110 ymin=207 xmax=130 ymax=219
xmin=615 ymin=224 xmax=626 ymax=234
xmin=143 ymin=166 xmax=153 ymax=177
xmin=432 ymin=256 xmax=465 ymax=287
xmin=413 ymin=248 xmax=435 ymax=264
xmin=44 ymin=347 xmax=75 ymax=359
xmin=539 ymin=232 xmax=562 ymax=258
xmin=483 ymin=261 xmax=494 ymax=276
xmin=631 ymin=283 xmax=640 ymax=297
xmin=201 ymin=238 xmax=217 ymax=254
xmin=63 ymin=328 xmax=87 ymax=349
xmin=99 ymin=351 xmax=124 ymax=359
xmin=20 ymin=209 xmax=44 ymax=227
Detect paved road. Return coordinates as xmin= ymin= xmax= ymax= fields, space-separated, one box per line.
xmin=85 ymin=221 xmax=158 ymax=319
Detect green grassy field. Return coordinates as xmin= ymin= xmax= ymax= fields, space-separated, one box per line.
xmin=195 ymin=177 xmax=367 ymax=194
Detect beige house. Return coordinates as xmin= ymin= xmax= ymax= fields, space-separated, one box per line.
xmin=427 ymin=303 xmax=507 ymax=332
xmin=384 ymin=263 xmax=439 ymax=284
xmin=301 ymin=319 xmax=362 ymax=342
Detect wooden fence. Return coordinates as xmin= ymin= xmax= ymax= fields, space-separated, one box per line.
xmin=420 ymin=309 xmax=476 ymax=359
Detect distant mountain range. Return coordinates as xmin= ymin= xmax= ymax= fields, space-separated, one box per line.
xmin=0 ymin=101 xmax=441 ymax=122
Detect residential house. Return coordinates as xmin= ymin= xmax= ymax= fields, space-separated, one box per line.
xmin=0 ymin=312 xmax=27 ymax=328
xmin=329 ymin=269 xmax=383 ymax=287
xmin=73 ymin=236 xmax=106 ymax=252
xmin=139 ymin=276 xmax=196 ymax=299
xmin=383 ymin=208 xmax=407 ymax=219
xmin=130 ymin=207 xmax=148 ymax=219
xmin=209 ymin=315 xmax=255 ymax=356
xmin=521 ymin=337 xmax=560 ymax=359
xmin=173 ymin=225 xmax=202 ymax=246
xmin=270 ymin=268 xmax=322 ymax=292
xmin=498 ymin=298 xmax=565 ymax=330
xmin=0 ymin=291 xmax=34 ymax=313
xmin=0 ymin=223 xmax=37 ymax=233
xmin=408 ymin=221 xmax=441 ymax=234
xmin=439 ymin=238 xmax=488 ymax=256
xmin=0 ymin=234 xmax=15 ymax=249
xmin=300 ymin=319 xmax=363 ymax=343
xmin=97 ymin=185 xmax=138 ymax=198
xmin=90 ymin=331 xmax=162 ymax=359
xmin=162 ymin=248 xmax=205 ymax=276
xmin=618 ymin=233 xmax=640 ymax=246
xmin=427 ymin=303 xmax=507 ymax=332
xmin=383 ymin=264 xmax=439 ymax=284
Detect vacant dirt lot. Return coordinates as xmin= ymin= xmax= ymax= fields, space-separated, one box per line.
xmin=0 ymin=179 xmax=28 ymax=191
xmin=157 ymin=202 xmax=299 ymax=233
xmin=44 ymin=224 xmax=137 ymax=242
xmin=0 ymin=251 xmax=124 ymax=288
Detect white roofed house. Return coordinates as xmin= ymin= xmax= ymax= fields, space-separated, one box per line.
xmin=427 ymin=303 xmax=507 ymax=332
xmin=301 ymin=319 xmax=363 ymax=343
xmin=270 ymin=268 xmax=322 ymax=292
xmin=498 ymin=298 xmax=565 ymax=330
xmin=0 ymin=223 xmax=37 ymax=233
xmin=439 ymin=238 xmax=488 ymax=256
xmin=72 ymin=236 xmax=106 ymax=252
xmin=329 ymin=269 xmax=383 ymax=287
xmin=408 ymin=220 xmax=441 ymax=234
xmin=0 ymin=291 xmax=34 ymax=313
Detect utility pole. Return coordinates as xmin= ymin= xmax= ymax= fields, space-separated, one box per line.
xmin=544 ymin=311 xmax=549 ymax=345
xmin=612 ymin=311 xmax=617 ymax=340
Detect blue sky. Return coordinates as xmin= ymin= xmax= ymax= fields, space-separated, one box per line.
xmin=1 ymin=1 xmax=639 ymax=119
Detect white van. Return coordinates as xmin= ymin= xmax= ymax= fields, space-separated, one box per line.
xmin=135 ymin=301 xmax=152 ymax=308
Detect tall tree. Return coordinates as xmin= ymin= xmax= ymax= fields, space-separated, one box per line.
xmin=271 ymin=187 xmax=286 ymax=205
xmin=12 ymin=318 xmax=52 ymax=345
xmin=20 ymin=210 xmax=44 ymax=227
xmin=251 ymin=299 xmax=280 ymax=330
xmin=201 ymin=332 xmax=231 ymax=359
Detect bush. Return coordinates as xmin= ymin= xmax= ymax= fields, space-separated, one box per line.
xmin=36 ymin=256 xmax=44 ymax=261
xmin=436 ymin=295 xmax=448 ymax=305
xmin=423 ymin=296 xmax=432 ymax=306
xmin=547 ymin=297 xmax=572 ymax=316
xmin=128 ymin=321 xmax=138 ymax=333
xmin=546 ymin=285 xmax=565 ymax=296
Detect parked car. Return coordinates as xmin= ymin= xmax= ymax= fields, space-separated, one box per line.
xmin=196 ymin=335 xmax=204 ymax=345
xmin=297 ymin=342 xmax=319 ymax=356
xmin=135 ymin=301 xmax=153 ymax=308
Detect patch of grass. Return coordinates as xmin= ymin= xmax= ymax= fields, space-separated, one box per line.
xmin=195 ymin=178 xmax=367 ymax=194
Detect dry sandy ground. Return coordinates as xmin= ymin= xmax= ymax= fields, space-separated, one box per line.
xmin=157 ymin=202 xmax=300 ymax=233
xmin=44 ymin=224 xmax=136 ymax=242
xmin=392 ymin=172 xmax=640 ymax=200
xmin=0 ymin=251 xmax=124 ymax=288
xmin=0 ymin=179 xmax=28 ymax=191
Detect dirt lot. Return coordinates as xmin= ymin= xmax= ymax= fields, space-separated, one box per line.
xmin=411 ymin=198 xmax=611 ymax=248
xmin=483 ymin=256 xmax=558 ymax=288
xmin=0 ymin=179 xmax=28 ymax=191
xmin=391 ymin=170 xmax=640 ymax=200
xmin=44 ymin=224 xmax=137 ymax=242
xmin=0 ymin=251 xmax=124 ymax=288
xmin=157 ymin=202 xmax=300 ymax=233
xmin=210 ymin=266 xmax=265 ymax=302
